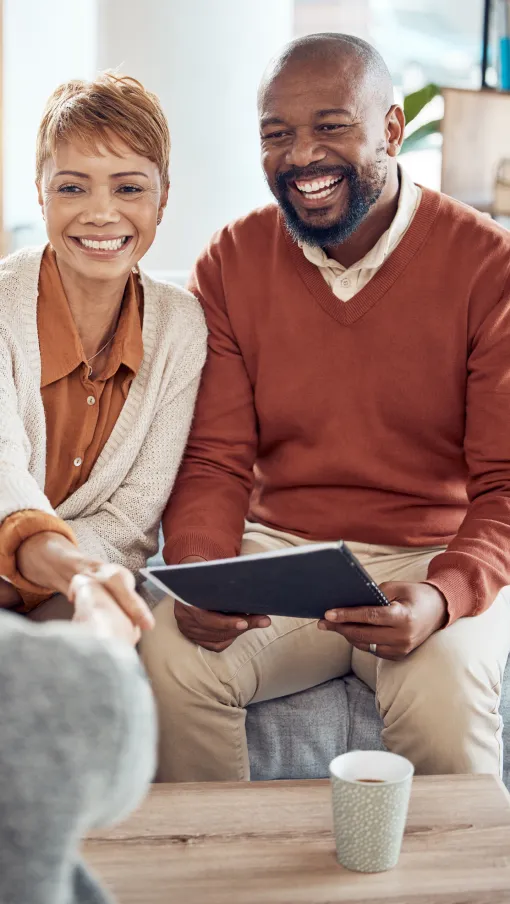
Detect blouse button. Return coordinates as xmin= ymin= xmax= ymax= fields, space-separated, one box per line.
xmin=73 ymin=457 xmax=82 ymax=467
xmin=87 ymin=395 xmax=96 ymax=406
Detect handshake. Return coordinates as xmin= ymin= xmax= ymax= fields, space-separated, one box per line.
xmin=1 ymin=531 xmax=154 ymax=647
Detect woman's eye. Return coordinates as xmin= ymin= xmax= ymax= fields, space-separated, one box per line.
xmin=117 ymin=184 xmax=144 ymax=194
xmin=58 ymin=184 xmax=83 ymax=194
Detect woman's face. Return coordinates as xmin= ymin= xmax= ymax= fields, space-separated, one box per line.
xmin=38 ymin=135 xmax=167 ymax=283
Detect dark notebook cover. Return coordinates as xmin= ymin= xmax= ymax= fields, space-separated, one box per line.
xmin=141 ymin=541 xmax=389 ymax=619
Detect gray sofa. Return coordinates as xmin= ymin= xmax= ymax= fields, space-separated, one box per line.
xmin=246 ymin=664 xmax=510 ymax=789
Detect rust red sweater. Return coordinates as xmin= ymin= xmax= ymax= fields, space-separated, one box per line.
xmin=164 ymin=187 xmax=510 ymax=621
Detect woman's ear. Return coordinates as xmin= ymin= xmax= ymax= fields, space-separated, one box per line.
xmin=157 ymin=183 xmax=169 ymax=223
xmin=36 ymin=182 xmax=45 ymax=220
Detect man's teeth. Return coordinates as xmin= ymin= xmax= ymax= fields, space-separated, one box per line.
xmin=79 ymin=237 xmax=127 ymax=251
xmin=295 ymin=176 xmax=342 ymax=199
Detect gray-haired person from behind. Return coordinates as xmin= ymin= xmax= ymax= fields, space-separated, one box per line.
xmin=0 ymin=605 xmax=156 ymax=904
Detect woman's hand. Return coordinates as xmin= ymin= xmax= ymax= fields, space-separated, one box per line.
xmin=16 ymin=531 xmax=154 ymax=632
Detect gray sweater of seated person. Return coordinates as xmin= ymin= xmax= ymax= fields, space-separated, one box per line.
xmin=0 ymin=609 xmax=156 ymax=904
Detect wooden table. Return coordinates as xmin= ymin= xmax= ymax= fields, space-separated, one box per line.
xmin=84 ymin=775 xmax=510 ymax=903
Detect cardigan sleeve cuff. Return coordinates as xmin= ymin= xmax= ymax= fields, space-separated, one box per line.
xmin=0 ymin=510 xmax=77 ymax=606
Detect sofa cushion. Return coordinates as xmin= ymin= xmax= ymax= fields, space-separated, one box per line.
xmin=247 ymin=675 xmax=384 ymax=781
xmin=247 ymin=661 xmax=510 ymax=788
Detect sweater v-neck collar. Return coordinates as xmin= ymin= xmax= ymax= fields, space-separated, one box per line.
xmin=281 ymin=186 xmax=442 ymax=325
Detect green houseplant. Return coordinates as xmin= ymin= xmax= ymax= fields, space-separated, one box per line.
xmin=401 ymin=83 xmax=442 ymax=152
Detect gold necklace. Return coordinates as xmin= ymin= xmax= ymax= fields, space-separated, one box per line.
xmin=86 ymin=332 xmax=116 ymax=377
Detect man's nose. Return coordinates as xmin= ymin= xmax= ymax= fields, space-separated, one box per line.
xmin=285 ymin=128 xmax=327 ymax=169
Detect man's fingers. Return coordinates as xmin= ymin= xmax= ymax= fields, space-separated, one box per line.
xmin=319 ymin=621 xmax=395 ymax=647
xmin=324 ymin=601 xmax=404 ymax=625
xmin=175 ymin=602 xmax=246 ymax=633
xmin=175 ymin=601 xmax=270 ymax=636
xmin=174 ymin=602 xmax=272 ymax=649
xmin=317 ymin=621 xmax=407 ymax=661
xmin=378 ymin=581 xmax=411 ymax=603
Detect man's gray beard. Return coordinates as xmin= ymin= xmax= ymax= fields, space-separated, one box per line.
xmin=276 ymin=158 xmax=388 ymax=248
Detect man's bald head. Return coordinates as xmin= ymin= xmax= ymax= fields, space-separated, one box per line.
xmin=258 ymin=33 xmax=394 ymax=113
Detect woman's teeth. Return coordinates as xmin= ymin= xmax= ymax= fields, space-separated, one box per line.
xmin=79 ymin=237 xmax=128 ymax=251
xmin=294 ymin=175 xmax=342 ymax=200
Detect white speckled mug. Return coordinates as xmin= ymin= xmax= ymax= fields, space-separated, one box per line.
xmin=329 ymin=750 xmax=414 ymax=873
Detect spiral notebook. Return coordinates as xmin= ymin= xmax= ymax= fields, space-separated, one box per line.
xmin=141 ymin=541 xmax=390 ymax=619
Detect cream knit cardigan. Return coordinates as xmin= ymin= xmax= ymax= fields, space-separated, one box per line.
xmin=0 ymin=246 xmax=207 ymax=576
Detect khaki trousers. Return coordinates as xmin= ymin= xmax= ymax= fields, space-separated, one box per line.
xmin=140 ymin=523 xmax=510 ymax=782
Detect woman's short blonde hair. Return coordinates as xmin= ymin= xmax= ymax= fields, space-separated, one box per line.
xmin=36 ymin=71 xmax=170 ymax=187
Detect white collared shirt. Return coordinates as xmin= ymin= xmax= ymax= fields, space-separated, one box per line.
xmin=300 ymin=166 xmax=421 ymax=302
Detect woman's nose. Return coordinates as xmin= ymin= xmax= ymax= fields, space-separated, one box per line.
xmin=78 ymin=188 xmax=120 ymax=225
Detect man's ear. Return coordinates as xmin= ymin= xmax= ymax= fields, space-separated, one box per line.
xmin=386 ymin=105 xmax=405 ymax=157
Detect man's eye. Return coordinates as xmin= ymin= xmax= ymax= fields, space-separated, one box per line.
xmin=58 ymin=184 xmax=83 ymax=194
xmin=117 ymin=184 xmax=144 ymax=194
xmin=263 ymin=131 xmax=290 ymax=141
xmin=318 ymin=124 xmax=346 ymax=132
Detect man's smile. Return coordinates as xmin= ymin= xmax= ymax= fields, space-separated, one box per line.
xmin=288 ymin=174 xmax=346 ymax=210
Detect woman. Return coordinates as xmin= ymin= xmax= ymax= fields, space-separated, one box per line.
xmin=0 ymin=72 xmax=207 ymax=640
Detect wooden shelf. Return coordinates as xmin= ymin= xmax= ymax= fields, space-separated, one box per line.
xmin=441 ymin=87 xmax=510 ymax=210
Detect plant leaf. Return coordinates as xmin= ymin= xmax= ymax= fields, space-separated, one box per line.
xmin=401 ymin=119 xmax=442 ymax=153
xmin=404 ymin=84 xmax=441 ymax=125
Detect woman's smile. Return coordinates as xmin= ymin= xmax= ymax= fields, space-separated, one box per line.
xmin=69 ymin=233 xmax=134 ymax=260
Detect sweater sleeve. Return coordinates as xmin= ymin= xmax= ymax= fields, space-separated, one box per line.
xmin=163 ymin=239 xmax=258 ymax=564
xmin=0 ymin=510 xmax=77 ymax=609
xmin=64 ymin=320 xmax=207 ymax=577
xmin=0 ymin=331 xmax=78 ymax=605
xmin=427 ymin=272 xmax=510 ymax=622
xmin=0 ymin=332 xmax=56 ymax=523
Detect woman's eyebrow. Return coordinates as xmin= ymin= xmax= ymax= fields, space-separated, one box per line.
xmin=111 ymin=171 xmax=150 ymax=179
xmin=53 ymin=170 xmax=150 ymax=179
xmin=55 ymin=170 xmax=90 ymax=178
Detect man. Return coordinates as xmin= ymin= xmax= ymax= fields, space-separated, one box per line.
xmin=141 ymin=33 xmax=510 ymax=781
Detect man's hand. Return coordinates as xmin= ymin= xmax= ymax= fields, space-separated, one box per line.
xmin=318 ymin=581 xmax=448 ymax=660
xmin=174 ymin=555 xmax=271 ymax=652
